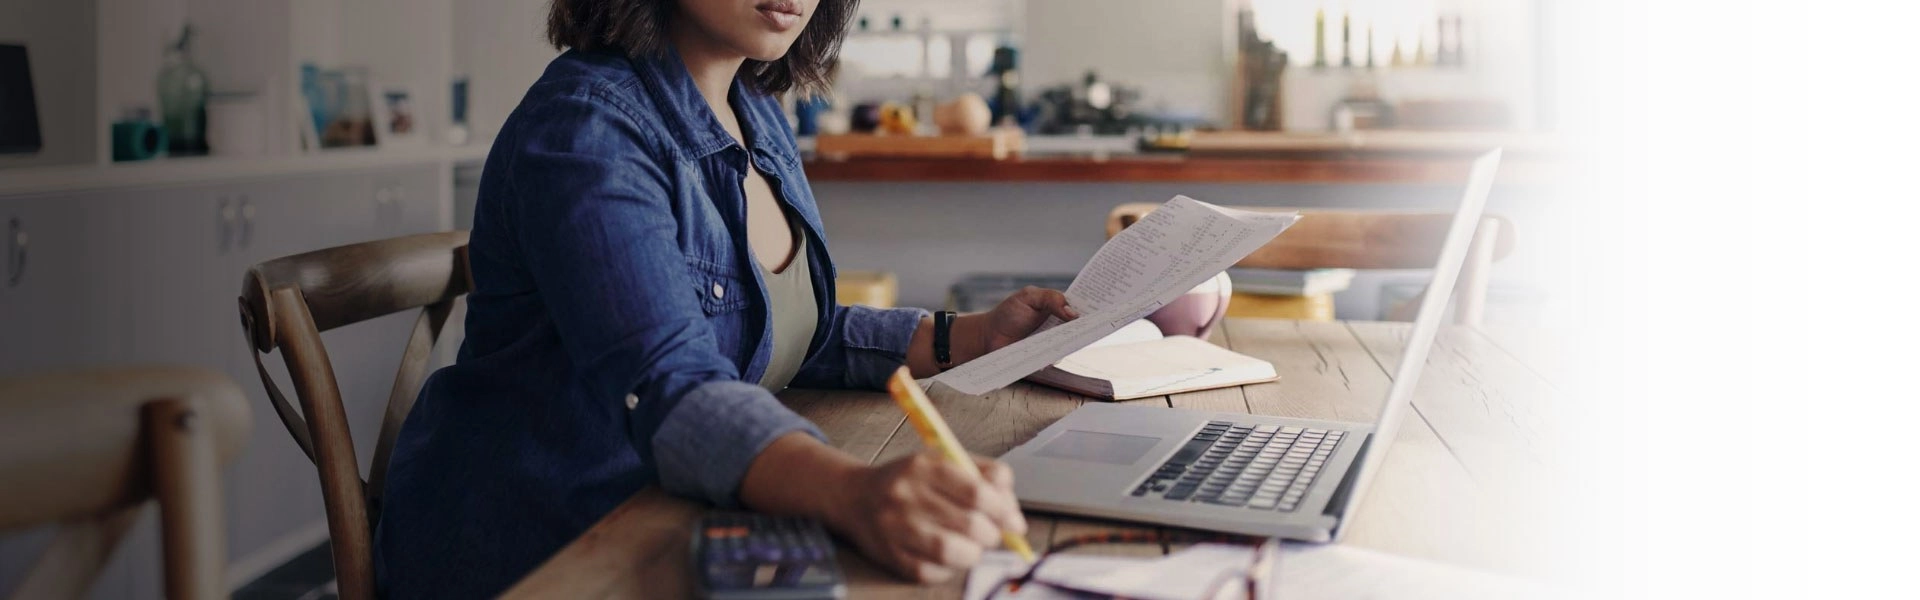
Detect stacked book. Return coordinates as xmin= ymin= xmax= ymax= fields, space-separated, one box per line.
xmin=1225 ymin=268 xmax=1357 ymax=296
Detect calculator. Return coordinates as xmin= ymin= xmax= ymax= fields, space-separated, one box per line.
xmin=691 ymin=513 xmax=846 ymax=600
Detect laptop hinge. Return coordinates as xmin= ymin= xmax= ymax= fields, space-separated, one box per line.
xmin=1321 ymin=434 xmax=1374 ymax=538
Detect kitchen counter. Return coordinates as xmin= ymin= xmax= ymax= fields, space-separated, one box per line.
xmin=802 ymin=131 xmax=1556 ymax=185
xmin=0 ymin=144 xmax=492 ymax=197
xmin=804 ymin=153 xmax=1554 ymax=185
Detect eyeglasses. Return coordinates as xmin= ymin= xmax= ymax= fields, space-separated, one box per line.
xmin=982 ymin=531 xmax=1280 ymax=600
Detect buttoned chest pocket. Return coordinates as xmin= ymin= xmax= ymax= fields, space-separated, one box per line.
xmin=685 ymin=258 xmax=753 ymax=366
xmin=686 ymin=258 xmax=749 ymax=315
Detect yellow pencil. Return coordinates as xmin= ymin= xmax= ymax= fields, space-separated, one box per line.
xmin=884 ymin=367 xmax=1037 ymax=563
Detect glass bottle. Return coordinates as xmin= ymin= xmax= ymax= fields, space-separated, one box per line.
xmin=158 ymin=25 xmax=209 ymax=155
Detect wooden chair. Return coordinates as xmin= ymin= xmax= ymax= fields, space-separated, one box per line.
xmin=1107 ymin=205 xmax=1514 ymax=326
xmin=0 ymin=367 xmax=250 ymax=600
xmin=235 ymin=231 xmax=471 ymax=600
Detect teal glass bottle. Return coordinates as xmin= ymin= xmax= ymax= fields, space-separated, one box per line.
xmin=157 ymin=25 xmax=209 ymax=155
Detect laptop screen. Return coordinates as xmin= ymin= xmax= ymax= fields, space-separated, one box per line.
xmin=0 ymin=44 xmax=43 ymax=155
xmin=1329 ymin=149 xmax=1503 ymax=532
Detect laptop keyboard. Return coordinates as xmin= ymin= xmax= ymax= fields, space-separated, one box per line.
xmin=1129 ymin=420 xmax=1345 ymax=512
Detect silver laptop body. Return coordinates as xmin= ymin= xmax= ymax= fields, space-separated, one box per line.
xmin=1000 ymin=150 xmax=1503 ymax=542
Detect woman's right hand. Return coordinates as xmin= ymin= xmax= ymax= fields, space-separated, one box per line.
xmin=825 ymin=450 xmax=1027 ymax=582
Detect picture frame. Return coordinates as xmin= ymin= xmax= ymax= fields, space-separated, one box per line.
xmin=370 ymin=82 xmax=425 ymax=149
xmin=293 ymin=86 xmax=322 ymax=152
xmin=308 ymin=66 xmax=376 ymax=150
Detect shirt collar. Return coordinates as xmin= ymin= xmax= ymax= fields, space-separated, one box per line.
xmin=630 ymin=46 xmax=783 ymax=161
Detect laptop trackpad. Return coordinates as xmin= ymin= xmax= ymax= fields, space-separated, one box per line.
xmin=1033 ymin=430 xmax=1161 ymax=466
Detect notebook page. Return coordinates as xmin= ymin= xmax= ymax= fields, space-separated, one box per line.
xmin=931 ymin=196 xmax=1298 ymax=395
xmin=1051 ymin=336 xmax=1273 ymax=397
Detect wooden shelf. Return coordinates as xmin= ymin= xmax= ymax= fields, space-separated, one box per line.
xmin=0 ymin=144 xmax=491 ymax=197
xmin=803 ymin=154 xmax=1553 ymax=185
xmin=1184 ymin=131 xmax=1559 ymax=158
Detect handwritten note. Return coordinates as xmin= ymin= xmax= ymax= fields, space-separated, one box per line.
xmin=931 ymin=196 xmax=1299 ymax=396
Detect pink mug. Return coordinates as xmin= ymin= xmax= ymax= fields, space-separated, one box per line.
xmin=1146 ymin=272 xmax=1233 ymax=339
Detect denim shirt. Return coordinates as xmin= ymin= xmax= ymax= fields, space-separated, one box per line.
xmin=374 ymin=48 xmax=927 ymax=597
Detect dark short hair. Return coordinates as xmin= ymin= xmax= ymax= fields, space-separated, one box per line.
xmin=547 ymin=0 xmax=856 ymax=96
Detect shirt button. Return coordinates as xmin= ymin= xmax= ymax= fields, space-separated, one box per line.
xmin=625 ymin=394 xmax=639 ymax=410
xmin=711 ymin=282 xmax=726 ymax=299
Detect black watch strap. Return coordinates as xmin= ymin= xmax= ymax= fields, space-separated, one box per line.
xmin=934 ymin=311 xmax=956 ymax=369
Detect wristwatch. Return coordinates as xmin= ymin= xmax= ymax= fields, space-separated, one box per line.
xmin=934 ymin=311 xmax=956 ymax=370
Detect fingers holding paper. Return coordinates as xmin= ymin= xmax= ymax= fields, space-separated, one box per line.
xmin=983 ymin=286 xmax=1080 ymax=352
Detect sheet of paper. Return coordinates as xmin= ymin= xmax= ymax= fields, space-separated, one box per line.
xmin=932 ymin=196 xmax=1299 ymax=395
xmin=962 ymin=551 xmax=1144 ymax=600
xmin=1080 ymin=319 xmax=1164 ymax=350
xmin=1050 ymin=543 xmax=1269 ymax=600
xmin=1272 ymin=543 xmax=1557 ymax=600
xmin=964 ymin=543 xmax=1561 ymax=600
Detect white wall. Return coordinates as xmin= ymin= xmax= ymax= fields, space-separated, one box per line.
xmin=856 ymin=0 xmax=1023 ymax=31
xmin=1021 ymin=0 xmax=1238 ymax=121
xmin=338 ymin=0 xmax=454 ymax=143
xmin=0 ymin=0 xmax=97 ymax=168
xmin=452 ymin=0 xmax=556 ymax=142
xmin=97 ymin=0 xmax=296 ymax=158
xmin=1248 ymin=0 xmax=1542 ymax=131
xmin=98 ymin=0 xmax=468 ymax=158
xmin=96 ymin=0 xmax=183 ymax=158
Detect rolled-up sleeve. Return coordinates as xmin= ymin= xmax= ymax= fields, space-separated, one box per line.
xmin=791 ymin=304 xmax=928 ymax=391
xmin=506 ymin=83 xmax=821 ymax=507
xmin=651 ymin=381 xmax=823 ymax=506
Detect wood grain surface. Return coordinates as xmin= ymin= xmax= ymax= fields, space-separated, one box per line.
xmin=501 ymin=319 xmax=1563 ymax=599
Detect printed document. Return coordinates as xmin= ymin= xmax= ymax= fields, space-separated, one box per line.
xmin=932 ymin=196 xmax=1299 ymax=396
xmin=964 ymin=544 xmax=1554 ymax=600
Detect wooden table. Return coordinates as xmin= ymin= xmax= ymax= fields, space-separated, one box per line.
xmin=504 ymin=319 xmax=1569 ymax=599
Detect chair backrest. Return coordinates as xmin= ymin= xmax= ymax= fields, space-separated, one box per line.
xmin=235 ymin=231 xmax=471 ymax=600
xmin=0 ymin=367 xmax=250 ymax=600
xmin=1106 ymin=204 xmax=1514 ymax=325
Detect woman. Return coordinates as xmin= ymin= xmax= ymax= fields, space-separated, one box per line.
xmin=373 ymin=0 xmax=1078 ymax=596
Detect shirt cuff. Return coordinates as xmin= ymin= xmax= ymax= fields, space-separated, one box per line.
xmin=649 ymin=380 xmax=826 ymax=507
xmin=840 ymin=305 xmax=930 ymax=390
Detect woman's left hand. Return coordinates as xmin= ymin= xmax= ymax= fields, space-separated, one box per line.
xmin=978 ymin=286 xmax=1078 ymax=352
xmin=908 ymin=286 xmax=1079 ymax=376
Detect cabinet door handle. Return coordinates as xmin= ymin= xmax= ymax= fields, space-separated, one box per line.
xmin=238 ymin=196 xmax=255 ymax=249
xmin=6 ymin=217 xmax=24 ymax=287
xmin=217 ymin=196 xmax=236 ymax=253
xmin=376 ymin=187 xmax=394 ymax=222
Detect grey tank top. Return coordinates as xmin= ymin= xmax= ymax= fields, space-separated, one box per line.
xmin=755 ymin=221 xmax=817 ymax=392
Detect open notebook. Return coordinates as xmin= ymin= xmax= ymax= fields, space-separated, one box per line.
xmin=933 ymin=196 xmax=1298 ymax=396
xmin=1024 ymin=320 xmax=1278 ymax=401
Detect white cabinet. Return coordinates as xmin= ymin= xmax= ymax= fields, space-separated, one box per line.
xmin=0 ymin=193 xmax=138 ymax=376
xmin=0 ymin=163 xmax=452 ymax=599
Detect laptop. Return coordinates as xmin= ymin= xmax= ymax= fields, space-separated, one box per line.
xmin=1000 ymin=149 xmax=1503 ymax=542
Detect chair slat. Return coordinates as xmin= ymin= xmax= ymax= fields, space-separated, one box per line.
xmin=368 ymin=296 xmax=458 ymax=512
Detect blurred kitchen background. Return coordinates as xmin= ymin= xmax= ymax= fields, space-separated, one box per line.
xmin=0 ymin=0 xmax=1560 ymax=597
